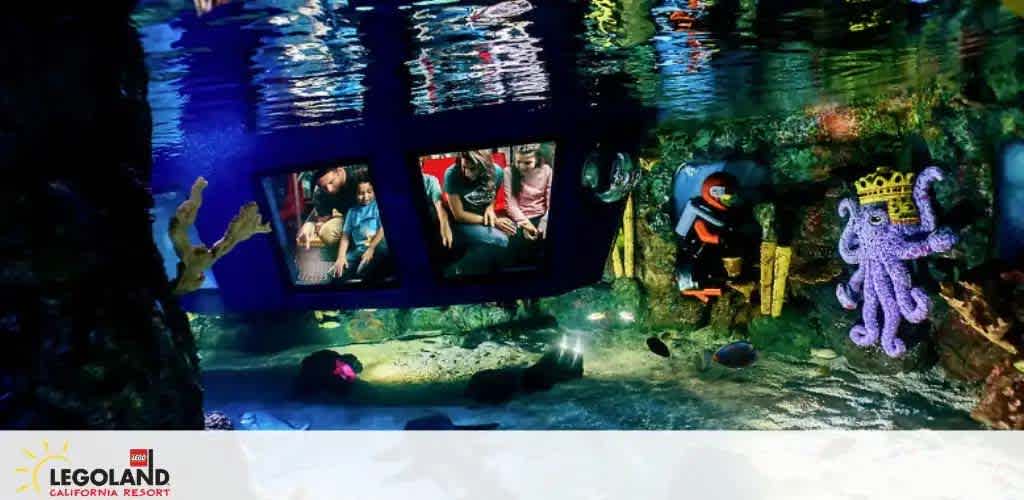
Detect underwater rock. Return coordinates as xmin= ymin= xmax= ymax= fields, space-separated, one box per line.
xmin=444 ymin=304 xmax=517 ymax=333
xmin=404 ymin=414 xmax=499 ymax=430
xmin=634 ymin=220 xmax=707 ymax=328
xmin=843 ymin=322 xmax=938 ymax=374
xmin=204 ymin=411 xmax=234 ymax=430
xmin=709 ymin=290 xmax=738 ymax=330
xmin=935 ymin=314 xmax=1014 ymax=382
xmin=344 ymin=309 xmax=396 ymax=343
xmin=972 ymin=360 xmax=1024 ymax=430
xmin=0 ymin=7 xmax=203 ymax=428
xmin=192 ymin=312 xmax=331 ymax=354
xmin=460 ymin=328 xmax=495 ymax=350
xmin=746 ymin=308 xmax=823 ymax=358
xmin=521 ymin=350 xmax=584 ymax=392
xmin=814 ymin=106 xmax=860 ymax=142
xmin=293 ymin=350 xmax=363 ymax=399
xmin=789 ymin=258 xmax=843 ymax=296
xmin=459 ymin=315 xmax=559 ymax=351
xmin=694 ymin=351 xmax=713 ymax=372
xmin=465 ymin=367 xmax=524 ymax=404
xmin=807 ymin=284 xmax=937 ymax=374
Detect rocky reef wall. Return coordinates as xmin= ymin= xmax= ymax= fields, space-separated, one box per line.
xmin=0 ymin=4 xmax=203 ymax=428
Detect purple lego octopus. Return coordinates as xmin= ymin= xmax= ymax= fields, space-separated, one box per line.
xmin=835 ymin=166 xmax=958 ymax=358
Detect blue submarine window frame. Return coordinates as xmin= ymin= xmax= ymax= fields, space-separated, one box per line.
xmin=407 ymin=137 xmax=559 ymax=285
xmin=258 ymin=156 xmax=403 ymax=292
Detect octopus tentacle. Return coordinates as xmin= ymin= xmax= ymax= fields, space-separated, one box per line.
xmin=911 ymin=166 xmax=943 ymax=234
xmin=837 ymin=266 xmax=864 ymax=310
xmin=850 ymin=261 xmax=880 ymax=347
xmin=849 ymin=265 xmax=865 ymax=292
xmin=871 ymin=264 xmax=906 ymax=358
xmin=837 ymin=197 xmax=860 ymax=265
xmin=884 ymin=260 xmax=930 ymax=323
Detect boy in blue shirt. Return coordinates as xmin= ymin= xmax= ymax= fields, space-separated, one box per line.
xmin=333 ymin=180 xmax=388 ymax=280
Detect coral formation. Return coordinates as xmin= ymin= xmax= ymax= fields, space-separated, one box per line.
xmin=170 ymin=177 xmax=271 ymax=295
xmin=939 ymin=281 xmax=1017 ymax=355
xmin=934 ymin=313 xmax=1014 ymax=382
xmin=972 ymin=360 xmax=1024 ymax=430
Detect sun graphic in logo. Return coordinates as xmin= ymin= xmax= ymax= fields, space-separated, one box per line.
xmin=15 ymin=441 xmax=69 ymax=495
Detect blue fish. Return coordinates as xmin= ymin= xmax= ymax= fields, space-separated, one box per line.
xmin=712 ymin=341 xmax=758 ymax=368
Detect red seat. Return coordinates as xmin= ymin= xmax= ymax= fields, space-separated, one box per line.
xmin=278 ymin=173 xmax=306 ymax=224
xmin=420 ymin=152 xmax=507 ymax=215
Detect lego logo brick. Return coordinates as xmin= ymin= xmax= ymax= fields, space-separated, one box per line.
xmin=129 ymin=449 xmax=148 ymax=467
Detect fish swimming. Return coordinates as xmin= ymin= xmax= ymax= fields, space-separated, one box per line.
xmin=404 ymin=414 xmax=499 ymax=431
xmin=238 ymin=411 xmax=310 ymax=431
xmin=810 ymin=348 xmax=838 ymax=360
xmin=712 ymin=341 xmax=758 ymax=368
xmin=646 ymin=336 xmax=671 ymax=358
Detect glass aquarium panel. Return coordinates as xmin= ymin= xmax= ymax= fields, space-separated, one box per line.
xmin=418 ymin=141 xmax=556 ymax=279
xmin=262 ymin=162 xmax=398 ymax=287
xmin=406 ymin=0 xmax=550 ymax=114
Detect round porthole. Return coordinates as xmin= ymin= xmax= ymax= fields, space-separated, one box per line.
xmin=582 ymin=150 xmax=641 ymax=203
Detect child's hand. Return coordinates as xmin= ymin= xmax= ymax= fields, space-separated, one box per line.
xmin=357 ymin=247 xmax=375 ymax=273
xmin=331 ymin=256 xmax=347 ymax=278
xmin=520 ymin=221 xmax=538 ymax=240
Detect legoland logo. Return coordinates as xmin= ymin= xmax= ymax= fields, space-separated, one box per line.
xmin=128 ymin=451 xmax=148 ymax=469
xmin=15 ymin=442 xmax=172 ymax=498
xmin=15 ymin=441 xmax=70 ymax=495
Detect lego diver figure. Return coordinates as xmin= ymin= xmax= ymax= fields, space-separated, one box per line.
xmin=673 ymin=171 xmax=743 ymax=303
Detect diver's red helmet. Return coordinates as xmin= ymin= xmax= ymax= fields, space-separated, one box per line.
xmin=701 ymin=172 xmax=737 ymax=211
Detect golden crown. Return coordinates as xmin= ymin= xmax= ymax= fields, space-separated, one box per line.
xmin=855 ymin=167 xmax=919 ymax=224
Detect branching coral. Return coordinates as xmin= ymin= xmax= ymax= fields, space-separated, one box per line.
xmin=169 ymin=177 xmax=271 ymax=295
xmin=939 ymin=281 xmax=1018 ymax=355
xmin=972 ymin=360 xmax=1024 ymax=430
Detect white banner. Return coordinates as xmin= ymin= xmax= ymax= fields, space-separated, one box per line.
xmin=2 ymin=431 xmax=1023 ymax=499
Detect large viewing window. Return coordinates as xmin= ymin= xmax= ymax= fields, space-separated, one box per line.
xmin=262 ymin=162 xmax=397 ymax=287
xmin=417 ymin=141 xmax=556 ymax=279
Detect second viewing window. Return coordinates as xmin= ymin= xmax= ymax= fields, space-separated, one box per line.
xmin=418 ymin=142 xmax=556 ymax=279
